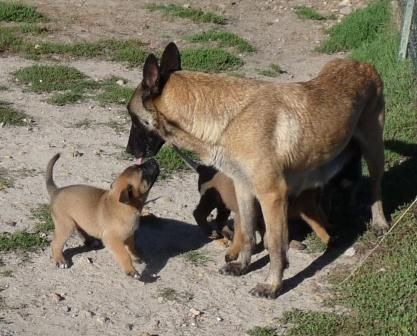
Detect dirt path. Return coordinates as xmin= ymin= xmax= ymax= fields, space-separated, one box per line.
xmin=1 ymin=1 xmax=362 ymax=335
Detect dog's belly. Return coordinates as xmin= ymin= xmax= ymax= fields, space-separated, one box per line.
xmin=286 ymin=145 xmax=354 ymax=196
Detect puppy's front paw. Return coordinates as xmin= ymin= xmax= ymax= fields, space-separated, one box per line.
xmin=219 ymin=262 xmax=246 ymax=276
xmin=249 ymin=283 xmax=281 ymax=299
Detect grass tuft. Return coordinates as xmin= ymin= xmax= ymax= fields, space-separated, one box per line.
xmin=246 ymin=326 xmax=279 ymax=336
xmin=30 ymin=203 xmax=54 ymax=233
xmin=0 ymin=100 xmax=28 ymax=126
xmin=318 ymin=0 xmax=390 ymax=53
xmin=0 ymin=1 xmax=45 ymax=22
xmin=294 ymin=6 xmax=327 ymax=21
xmin=182 ymin=47 xmax=243 ymax=72
xmin=96 ymin=77 xmax=134 ymax=105
xmin=258 ymin=63 xmax=284 ymax=77
xmin=147 ymin=3 xmax=226 ymax=24
xmin=187 ymin=29 xmax=255 ymax=53
xmin=181 ymin=250 xmax=210 ymax=266
xmin=0 ymin=167 xmax=13 ymax=190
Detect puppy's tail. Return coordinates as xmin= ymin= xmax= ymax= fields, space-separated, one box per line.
xmin=172 ymin=145 xmax=200 ymax=172
xmin=46 ymin=153 xmax=60 ymax=197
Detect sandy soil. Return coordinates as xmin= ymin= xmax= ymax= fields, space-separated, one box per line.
xmin=0 ymin=1 xmax=363 ymax=335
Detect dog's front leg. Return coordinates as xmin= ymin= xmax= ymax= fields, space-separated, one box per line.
xmin=250 ymin=178 xmax=289 ymax=299
xmin=219 ymin=182 xmax=256 ymax=276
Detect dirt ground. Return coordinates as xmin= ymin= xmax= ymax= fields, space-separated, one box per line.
xmin=0 ymin=1 xmax=364 ymax=335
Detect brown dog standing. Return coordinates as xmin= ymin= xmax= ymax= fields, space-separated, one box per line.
xmin=46 ymin=153 xmax=159 ymax=279
xmin=126 ymin=43 xmax=389 ymax=298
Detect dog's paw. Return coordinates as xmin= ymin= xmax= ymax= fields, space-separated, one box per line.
xmin=371 ymin=219 xmax=390 ymax=236
xmin=219 ymin=262 xmax=246 ymax=276
xmin=249 ymin=283 xmax=281 ymax=299
xmin=127 ymin=270 xmax=142 ymax=281
xmin=224 ymin=251 xmax=238 ymax=263
xmin=56 ymin=261 xmax=69 ymax=269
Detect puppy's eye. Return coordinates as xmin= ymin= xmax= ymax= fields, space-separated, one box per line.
xmin=127 ymin=185 xmax=133 ymax=196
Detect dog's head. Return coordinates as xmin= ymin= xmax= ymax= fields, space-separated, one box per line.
xmin=126 ymin=42 xmax=182 ymax=160
xmin=112 ymin=158 xmax=160 ymax=210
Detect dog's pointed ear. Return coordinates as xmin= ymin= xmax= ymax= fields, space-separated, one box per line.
xmin=119 ymin=185 xmax=132 ymax=205
xmin=143 ymin=53 xmax=160 ymax=95
xmin=160 ymin=42 xmax=181 ymax=75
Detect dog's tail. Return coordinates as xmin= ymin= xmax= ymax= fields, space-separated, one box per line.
xmin=172 ymin=145 xmax=200 ymax=172
xmin=46 ymin=153 xmax=60 ymax=197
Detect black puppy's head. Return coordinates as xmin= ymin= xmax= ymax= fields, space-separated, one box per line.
xmin=126 ymin=42 xmax=182 ymax=159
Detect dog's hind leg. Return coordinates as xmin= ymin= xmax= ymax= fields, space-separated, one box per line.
xmin=51 ymin=215 xmax=75 ymax=268
xmin=102 ymin=233 xmax=139 ymax=279
xmin=355 ymin=97 xmax=389 ymax=235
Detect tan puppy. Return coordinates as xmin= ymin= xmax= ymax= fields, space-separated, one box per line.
xmin=45 ymin=153 xmax=159 ymax=279
xmin=126 ymin=43 xmax=389 ymax=298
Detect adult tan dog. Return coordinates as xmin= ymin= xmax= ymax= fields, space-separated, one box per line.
xmin=126 ymin=43 xmax=389 ymax=298
xmin=45 ymin=153 xmax=159 ymax=279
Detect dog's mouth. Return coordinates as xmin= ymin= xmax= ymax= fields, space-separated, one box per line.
xmin=137 ymin=158 xmax=160 ymax=187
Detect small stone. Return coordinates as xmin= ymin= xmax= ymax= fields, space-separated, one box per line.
xmin=34 ymin=44 xmax=40 ymax=49
xmin=116 ymin=79 xmax=126 ymax=86
xmin=344 ymin=247 xmax=356 ymax=257
xmin=97 ymin=316 xmax=110 ymax=324
xmin=157 ymin=296 xmax=164 ymax=303
xmin=216 ymin=317 xmax=223 ymax=322
xmin=183 ymin=3 xmax=190 ymax=8
xmin=126 ymin=323 xmax=134 ymax=330
xmin=84 ymin=310 xmax=95 ymax=318
xmin=50 ymin=293 xmax=65 ymax=304
xmin=189 ymin=308 xmax=201 ymax=317
xmin=0 ymin=122 xmax=4 ymax=128
xmin=63 ymin=306 xmax=71 ymax=312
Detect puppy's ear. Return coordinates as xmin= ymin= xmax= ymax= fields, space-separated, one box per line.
xmin=119 ymin=185 xmax=133 ymax=204
xmin=160 ymin=42 xmax=181 ymax=75
xmin=142 ymin=54 xmax=160 ymax=97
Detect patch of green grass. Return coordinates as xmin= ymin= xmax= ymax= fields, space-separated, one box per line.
xmin=303 ymin=232 xmax=327 ymax=253
xmin=246 ymin=326 xmax=279 ymax=336
xmin=0 ymin=203 xmax=53 ymax=252
xmin=99 ymin=120 xmax=127 ymax=134
xmin=96 ymin=77 xmax=134 ymax=105
xmin=258 ymin=63 xmax=284 ymax=77
xmin=155 ymin=146 xmax=195 ymax=178
xmin=294 ymin=6 xmax=327 ymax=21
xmin=187 ymin=30 xmax=255 ymax=53
xmin=0 ymin=231 xmax=48 ymax=251
xmin=14 ymin=64 xmax=97 ymax=93
xmin=0 ymin=100 xmax=28 ymax=126
xmin=48 ymin=91 xmax=85 ymax=106
xmin=30 ymin=203 xmax=54 ymax=233
xmin=0 ymin=85 xmax=8 ymax=91
xmin=0 ymin=1 xmax=45 ymax=22
xmin=318 ymin=0 xmax=390 ymax=53
xmin=182 ymin=48 xmax=243 ymax=72
xmin=282 ymin=309 xmax=346 ymax=336
xmin=181 ymin=250 xmax=210 ymax=266
xmin=147 ymin=3 xmax=226 ymax=24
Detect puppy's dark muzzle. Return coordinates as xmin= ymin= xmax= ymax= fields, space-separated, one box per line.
xmin=137 ymin=158 xmax=160 ymax=187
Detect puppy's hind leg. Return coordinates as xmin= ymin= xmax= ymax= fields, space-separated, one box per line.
xmin=51 ymin=215 xmax=76 ymax=268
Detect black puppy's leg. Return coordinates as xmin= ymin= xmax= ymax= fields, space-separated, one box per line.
xmin=76 ymin=225 xmax=103 ymax=249
xmin=193 ymin=189 xmax=218 ymax=236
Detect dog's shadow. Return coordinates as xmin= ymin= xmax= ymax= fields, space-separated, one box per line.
xmin=250 ymin=139 xmax=417 ymax=294
xmin=135 ymin=215 xmax=210 ymax=283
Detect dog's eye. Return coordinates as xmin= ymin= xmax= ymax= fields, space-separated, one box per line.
xmin=127 ymin=185 xmax=133 ymax=196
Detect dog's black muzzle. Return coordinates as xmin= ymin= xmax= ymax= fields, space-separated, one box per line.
xmin=126 ymin=121 xmax=165 ymax=159
xmin=137 ymin=158 xmax=160 ymax=187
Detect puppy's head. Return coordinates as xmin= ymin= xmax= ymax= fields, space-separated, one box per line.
xmin=112 ymin=158 xmax=160 ymax=210
xmin=126 ymin=42 xmax=181 ymax=160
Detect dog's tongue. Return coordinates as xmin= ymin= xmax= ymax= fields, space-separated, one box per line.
xmin=135 ymin=158 xmax=143 ymax=165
